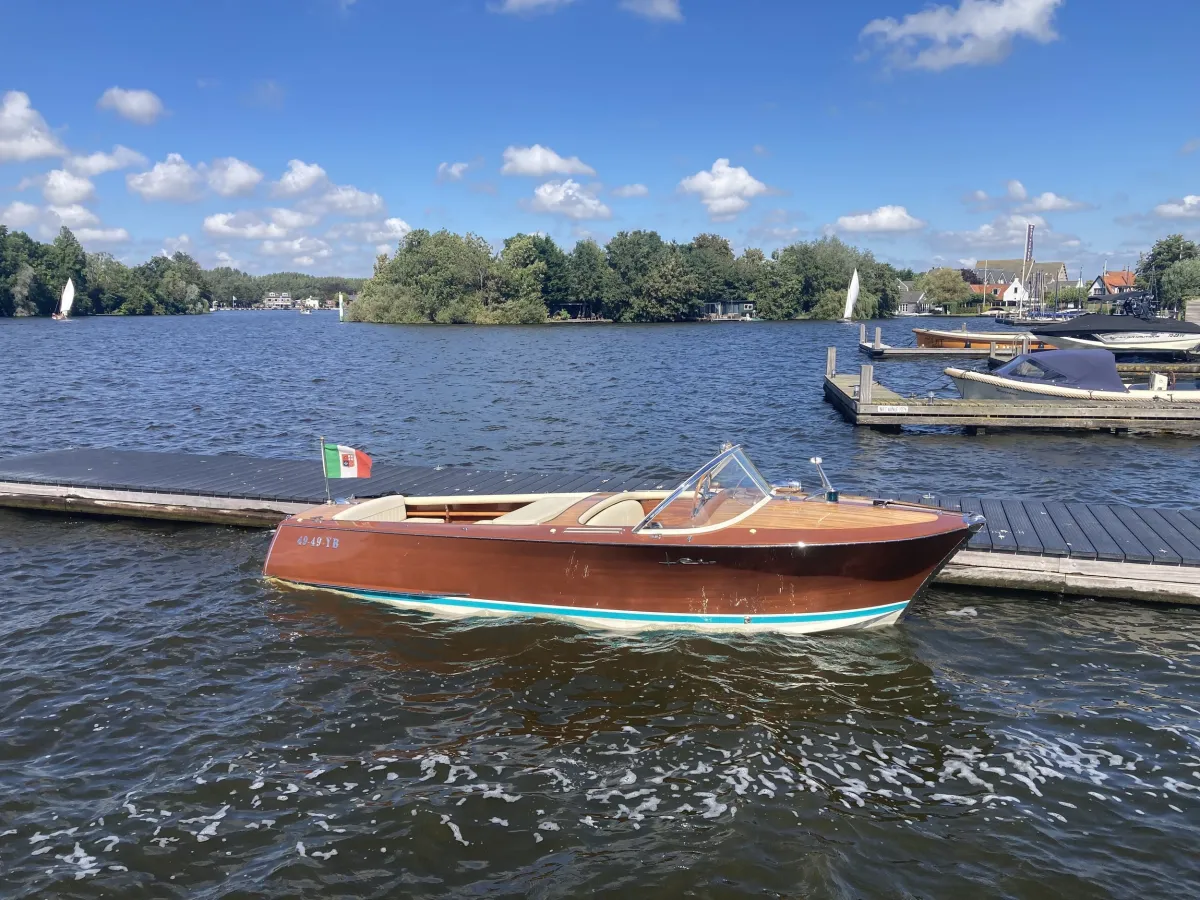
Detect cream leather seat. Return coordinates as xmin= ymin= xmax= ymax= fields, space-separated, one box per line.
xmin=333 ymin=496 xmax=407 ymax=522
xmin=585 ymin=499 xmax=645 ymax=527
xmin=482 ymin=494 xmax=585 ymax=525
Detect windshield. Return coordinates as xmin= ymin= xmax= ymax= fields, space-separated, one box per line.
xmin=634 ymin=446 xmax=773 ymax=533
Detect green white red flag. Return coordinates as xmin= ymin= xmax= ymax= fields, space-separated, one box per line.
xmin=322 ymin=442 xmax=372 ymax=479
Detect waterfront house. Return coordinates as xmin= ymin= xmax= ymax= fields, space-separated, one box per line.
xmin=972 ymin=260 xmax=1069 ymax=285
xmin=705 ymin=298 xmax=757 ymax=319
xmin=1088 ymin=271 xmax=1137 ymax=297
xmin=262 ymin=291 xmax=294 ymax=309
xmin=896 ymin=288 xmax=927 ymax=315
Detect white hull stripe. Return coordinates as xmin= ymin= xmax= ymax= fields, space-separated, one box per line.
xmin=292 ymin=582 xmax=909 ymax=626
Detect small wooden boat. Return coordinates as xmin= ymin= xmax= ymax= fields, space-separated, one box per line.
xmin=263 ymin=446 xmax=981 ymax=634
xmin=946 ymin=349 xmax=1200 ymax=403
xmin=914 ymin=326 xmax=1051 ymax=350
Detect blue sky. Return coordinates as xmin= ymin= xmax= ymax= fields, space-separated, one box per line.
xmin=1 ymin=0 xmax=1197 ymax=277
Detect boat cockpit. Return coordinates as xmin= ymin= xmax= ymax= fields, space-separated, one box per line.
xmin=324 ymin=446 xmax=805 ymax=532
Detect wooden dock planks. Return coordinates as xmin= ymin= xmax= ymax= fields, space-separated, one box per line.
xmin=1 ymin=448 xmax=1199 ymax=606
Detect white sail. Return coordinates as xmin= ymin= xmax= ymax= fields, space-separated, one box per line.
xmin=843 ymin=269 xmax=860 ymax=320
xmin=60 ymin=278 xmax=75 ymax=316
xmin=338 ymin=292 xmax=344 ymax=322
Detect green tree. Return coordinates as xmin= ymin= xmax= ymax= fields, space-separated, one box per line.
xmin=1161 ymin=257 xmax=1200 ymax=313
xmin=685 ymin=233 xmax=737 ymax=315
xmin=625 ymin=247 xmax=701 ymax=322
xmin=606 ymin=230 xmax=667 ymax=319
xmin=566 ymin=239 xmax=617 ymax=319
xmin=918 ymin=267 xmax=973 ymax=311
xmin=47 ymin=227 xmax=88 ymax=313
xmin=1137 ymin=234 xmax=1199 ymax=296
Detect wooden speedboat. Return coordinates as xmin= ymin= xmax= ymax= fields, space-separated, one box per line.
xmin=947 ymin=349 xmax=1200 ymax=403
xmin=263 ymin=447 xmax=982 ymax=634
xmin=914 ymin=326 xmax=1051 ymax=351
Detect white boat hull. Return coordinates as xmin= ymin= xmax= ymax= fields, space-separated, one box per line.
xmin=946 ymin=369 xmax=1200 ymax=403
xmin=1042 ymin=333 xmax=1200 ymax=354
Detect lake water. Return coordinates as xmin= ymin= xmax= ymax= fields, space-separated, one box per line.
xmin=1 ymin=312 xmax=1198 ymax=897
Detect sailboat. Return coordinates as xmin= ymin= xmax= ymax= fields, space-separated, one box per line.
xmin=338 ymin=292 xmax=344 ymax=322
xmin=51 ymin=278 xmax=75 ymax=320
xmin=840 ymin=269 xmax=860 ymax=322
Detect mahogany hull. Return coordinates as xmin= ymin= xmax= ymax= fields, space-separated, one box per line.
xmin=913 ymin=328 xmax=1052 ymax=350
xmin=263 ymin=519 xmax=971 ymax=633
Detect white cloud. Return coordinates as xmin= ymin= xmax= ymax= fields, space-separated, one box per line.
xmin=293 ymin=255 xmax=316 ymax=266
xmin=127 ymin=153 xmax=202 ymax=201
xmin=76 ymin=227 xmax=130 ymax=244
xmin=1153 ymin=195 xmax=1200 ymax=219
xmin=612 ymin=183 xmax=649 ymax=198
xmin=0 ymin=91 xmax=66 ymax=162
xmin=834 ymin=205 xmax=926 ymax=233
xmin=97 ymin=87 xmax=165 ymax=125
xmin=966 ymin=188 xmax=990 ymax=204
xmin=273 ymin=159 xmax=328 ymax=196
xmin=204 ymin=157 xmax=263 ymax=197
xmin=936 ymin=212 xmax=1055 ymax=252
xmin=493 ymin=0 xmax=574 ymax=12
xmin=679 ymin=158 xmax=767 ymax=220
xmin=1018 ymin=191 xmax=1087 ymax=213
xmin=268 ymin=207 xmax=319 ymax=229
xmin=42 ymin=169 xmax=95 ymax=206
xmin=437 ymin=161 xmax=470 ymax=182
xmin=327 ymin=217 xmax=412 ymax=244
xmin=1006 ymin=179 xmax=1027 ymax=200
xmin=160 ymin=234 xmax=192 ymax=256
xmin=203 ymin=212 xmax=290 ymax=240
xmin=529 ymin=180 xmax=611 ymax=220
xmin=260 ymin=236 xmax=332 ymax=259
xmin=48 ymin=204 xmax=100 ymax=228
xmin=0 ymin=200 xmax=43 ymax=229
xmin=619 ymin=0 xmax=683 ymax=21
xmin=305 ymin=184 xmax=385 ymax=217
xmin=66 ymin=145 xmax=147 ymax=176
xmin=501 ymin=144 xmax=595 ymax=177
xmin=214 ymin=250 xmax=241 ymax=268
xmin=861 ymin=0 xmax=1063 ymax=71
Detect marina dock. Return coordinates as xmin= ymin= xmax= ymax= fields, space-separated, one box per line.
xmin=825 ymin=347 xmax=1200 ymax=434
xmin=1 ymin=448 xmax=1197 ymax=605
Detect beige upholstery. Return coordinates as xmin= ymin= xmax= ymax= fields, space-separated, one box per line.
xmin=576 ymin=491 xmax=671 ymax=526
xmin=483 ymin=494 xmax=586 ymax=525
xmin=333 ymin=496 xmax=407 ymax=522
xmin=585 ymin=499 xmax=646 ymax=527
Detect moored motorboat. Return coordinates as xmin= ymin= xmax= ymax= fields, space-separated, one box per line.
xmin=946 ymin=349 xmax=1200 ymax=403
xmin=914 ymin=327 xmax=1051 ymax=351
xmin=1030 ymin=313 xmax=1200 ymax=356
xmin=263 ymin=446 xmax=982 ymax=634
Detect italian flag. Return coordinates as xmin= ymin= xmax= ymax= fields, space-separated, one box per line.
xmin=322 ymin=442 xmax=373 ymax=479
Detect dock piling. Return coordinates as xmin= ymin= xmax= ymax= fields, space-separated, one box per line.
xmin=859 ymin=323 xmax=866 ymax=344
xmin=859 ymin=365 xmax=874 ymax=404
xmin=874 ymin=327 xmax=882 ymax=349
xmin=825 ymin=346 xmax=837 ymax=378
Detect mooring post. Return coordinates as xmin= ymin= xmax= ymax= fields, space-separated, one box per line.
xmin=859 ymin=364 xmax=874 ymax=405
xmin=826 ymin=346 xmax=837 ymax=378
xmin=1022 ymin=335 xmax=1030 ymax=355
xmin=874 ymin=326 xmax=882 ymax=349
xmin=859 ymin=323 xmax=866 ymax=344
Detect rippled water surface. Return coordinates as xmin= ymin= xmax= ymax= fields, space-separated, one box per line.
xmin=1 ymin=313 xmax=1198 ymax=897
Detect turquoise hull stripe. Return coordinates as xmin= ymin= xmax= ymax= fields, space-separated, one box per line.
xmin=327 ymin=585 xmax=909 ymax=625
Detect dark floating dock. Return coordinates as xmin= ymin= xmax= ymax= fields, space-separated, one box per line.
xmin=1 ymin=449 xmax=1198 ymax=606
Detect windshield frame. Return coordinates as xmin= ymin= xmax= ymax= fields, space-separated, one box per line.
xmin=632 ymin=445 xmax=774 ymax=535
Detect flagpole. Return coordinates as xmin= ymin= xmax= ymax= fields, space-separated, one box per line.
xmin=319 ymin=435 xmax=332 ymax=504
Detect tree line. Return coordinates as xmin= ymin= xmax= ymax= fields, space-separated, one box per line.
xmin=0 ymin=224 xmax=364 ymax=317
xmin=349 ymin=229 xmax=915 ymax=324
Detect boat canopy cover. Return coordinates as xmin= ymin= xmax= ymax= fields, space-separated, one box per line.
xmin=1031 ymin=313 xmax=1200 ymax=336
xmin=994 ymin=349 xmax=1127 ymax=392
